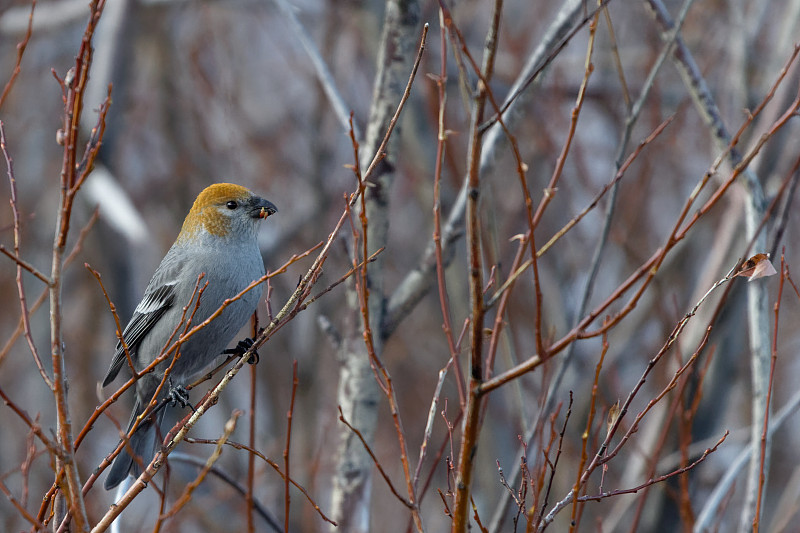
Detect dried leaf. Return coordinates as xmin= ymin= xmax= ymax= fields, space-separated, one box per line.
xmin=735 ymin=253 xmax=777 ymax=282
xmin=606 ymin=400 xmax=621 ymax=438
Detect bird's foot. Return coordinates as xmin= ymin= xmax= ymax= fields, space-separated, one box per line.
xmin=223 ymin=337 xmax=259 ymax=365
xmin=166 ymin=383 xmax=193 ymax=412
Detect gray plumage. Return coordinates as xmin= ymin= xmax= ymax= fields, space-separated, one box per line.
xmin=103 ymin=184 xmax=276 ymax=490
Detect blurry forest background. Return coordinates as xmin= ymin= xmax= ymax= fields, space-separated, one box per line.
xmin=0 ymin=0 xmax=799 ymax=532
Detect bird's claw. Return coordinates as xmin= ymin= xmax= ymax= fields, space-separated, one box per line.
xmin=167 ymin=384 xmax=193 ymax=411
xmin=223 ymin=337 xmax=259 ymax=364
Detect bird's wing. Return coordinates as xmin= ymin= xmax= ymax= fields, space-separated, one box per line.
xmin=102 ymin=279 xmax=177 ymax=386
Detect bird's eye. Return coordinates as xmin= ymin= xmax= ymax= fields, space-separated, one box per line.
xmin=226 ymin=201 xmax=238 ymax=210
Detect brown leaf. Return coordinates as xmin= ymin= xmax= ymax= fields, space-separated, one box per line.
xmin=735 ymin=253 xmax=777 ymax=282
xmin=606 ymin=400 xmax=621 ymax=438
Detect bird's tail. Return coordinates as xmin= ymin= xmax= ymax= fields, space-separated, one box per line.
xmin=104 ymin=398 xmax=164 ymax=490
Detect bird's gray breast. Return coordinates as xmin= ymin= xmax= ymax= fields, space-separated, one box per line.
xmin=164 ymin=246 xmax=265 ymax=380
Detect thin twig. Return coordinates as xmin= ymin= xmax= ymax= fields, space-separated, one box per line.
xmin=85 ymin=264 xmax=134 ymax=383
xmin=270 ymin=0 xmax=357 ymax=139
xmin=284 ymin=361 xmax=298 ymax=533
xmin=0 ymin=478 xmax=46 ymax=531
xmin=337 ymin=407 xmax=413 ymax=508
xmin=753 ymin=254 xmax=786 ymax=531
xmin=430 ymin=10 xmax=466 ymax=406
xmin=168 ymin=453 xmax=284 ymax=532
xmin=567 ymin=334 xmax=609 ymax=531
xmin=0 ymin=245 xmax=50 ymax=285
xmin=539 ymin=259 xmax=743 ymax=529
xmin=246 ymin=313 xmax=259 ymax=533
xmin=413 ymin=362 xmax=451 ymax=492
xmin=0 ymin=386 xmax=60 ymax=457
xmin=0 ymin=0 xmax=35 ymax=110
xmin=0 ymin=122 xmax=53 ymax=389
xmin=577 ymin=431 xmax=728 ymax=502
xmin=443 ymin=0 xmax=502 ymax=528
xmin=160 ymin=411 xmax=241 ymax=520
xmin=49 ymin=1 xmax=111 ymax=527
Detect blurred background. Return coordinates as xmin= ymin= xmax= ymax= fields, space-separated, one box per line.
xmin=0 ymin=0 xmax=799 ymax=531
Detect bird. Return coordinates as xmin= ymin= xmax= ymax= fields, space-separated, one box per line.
xmin=102 ymin=183 xmax=277 ymax=490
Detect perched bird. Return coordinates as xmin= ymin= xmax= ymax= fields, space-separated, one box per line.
xmin=102 ymin=183 xmax=277 ymax=490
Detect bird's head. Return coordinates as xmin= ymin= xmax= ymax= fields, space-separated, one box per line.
xmin=177 ymin=183 xmax=277 ymax=245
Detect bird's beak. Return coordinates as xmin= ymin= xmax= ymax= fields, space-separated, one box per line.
xmin=251 ymin=198 xmax=278 ymax=219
